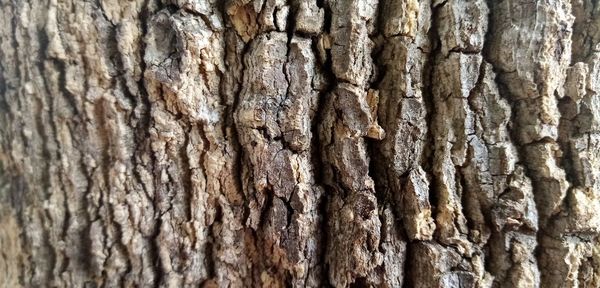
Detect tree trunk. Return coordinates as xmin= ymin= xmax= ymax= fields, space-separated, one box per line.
xmin=1 ymin=0 xmax=600 ymax=287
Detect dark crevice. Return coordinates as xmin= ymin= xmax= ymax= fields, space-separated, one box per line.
xmin=316 ymin=0 xmax=325 ymax=9
xmin=179 ymin=124 xmax=194 ymax=222
xmin=35 ymin=26 xmax=53 ymax=198
xmin=230 ymin=52 xmax=249 ymax=231
xmin=0 ymin=63 xmax=10 ymax=114
xmin=349 ymin=277 xmax=368 ymax=288
xmin=258 ymin=188 xmax=275 ymax=231
xmin=321 ymin=1 xmax=332 ymax=33
xmin=402 ymin=240 xmax=415 ymax=288
xmin=150 ymin=216 xmax=163 ymax=288
xmin=280 ymin=195 xmax=294 ymax=228
xmin=77 ymin=154 xmax=95 ymax=275
xmin=367 ymin=5 xmax=395 ymax=284
xmin=164 ymin=3 xmax=179 ymax=14
xmin=138 ymin=0 xmax=164 ymax=286
xmin=10 ymin=0 xmax=22 ymax=85
xmin=312 ymin=81 xmax=334 ymax=286
xmin=311 ymin=9 xmax=336 ymax=287
xmin=456 ymin=169 xmax=475 ymax=233
xmin=422 ymin=0 xmax=443 ymax=234
xmin=204 ymin=202 xmax=221 ymax=281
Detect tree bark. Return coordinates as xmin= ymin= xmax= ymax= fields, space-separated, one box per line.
xmin=1 ymin=0 xmax=600 ymax=287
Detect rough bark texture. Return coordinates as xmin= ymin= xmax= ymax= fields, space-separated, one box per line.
xmin=1 ymin=0 xmax=600 ymax=287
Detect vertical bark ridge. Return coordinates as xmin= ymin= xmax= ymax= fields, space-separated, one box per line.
xmin=371 ymin=0 xmax=434 ymax=287
xmin=317 ymin=1 xmax=393 ymax=286
xmin=228 ymin=0 xmax=326 ymax=286
xmin=486 ymin=0 xmax=600 ymax=286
